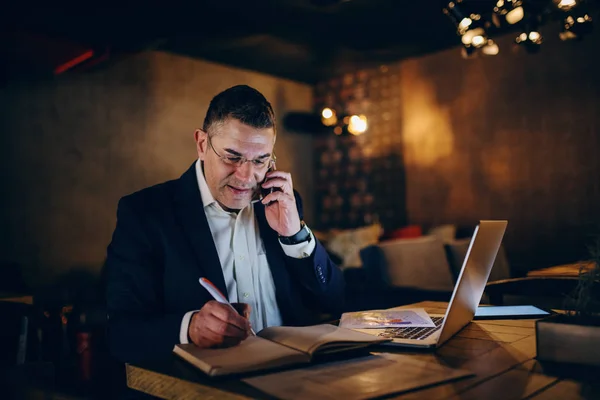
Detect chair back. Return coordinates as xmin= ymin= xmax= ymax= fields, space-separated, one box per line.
xmin=446 ymin=238 xmax=511 ymax=283
xmin=379 ymin=235 xmax=455 ymax=291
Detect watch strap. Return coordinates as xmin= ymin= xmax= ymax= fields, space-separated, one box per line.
xmin=279 ymin=222 xmax=311 ymax=245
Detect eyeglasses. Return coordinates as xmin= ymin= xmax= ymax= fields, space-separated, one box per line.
xmin=207 ymin=136 xmax=275 ymax=170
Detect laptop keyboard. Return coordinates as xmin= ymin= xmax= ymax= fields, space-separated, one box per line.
xmin=378 ymin=316 xmax=444 ymax=340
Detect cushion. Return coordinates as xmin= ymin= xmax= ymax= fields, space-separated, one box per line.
xmin=428 ymin=224 xmax=457 ymax=244
xmin=445 ymin=238 xmax=512 ymax=282
xmin=326 ymin=224 xmax=383 ymax=269
xmin=382 ymin=225 xmax=422 ymax=241
xmin=378 ymin=235 xmax=455 ymax=291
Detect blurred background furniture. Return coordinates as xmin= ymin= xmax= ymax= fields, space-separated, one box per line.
xmin=337 ymin=223 xmax=516 ymax=312
xmin=379 ymin=235 xmax=455 ymax=292
xmin=526 ymin=261 xmax=595 ymax=278
xmin=0 ymin=267 xmax=125 ymax=399
xmin=445 ymin=238 xmax=512 ymax=283
xmin=484 ymin=277 xmax=584 ymax=310
xmin=341 ymin=226 xmax=457 ymax=311
xmin=483 ymin=259 xmax=600 ymax=311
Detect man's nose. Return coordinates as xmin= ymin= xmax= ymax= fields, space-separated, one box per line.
xmin=234 ymin=161 xmax=254 ymax=182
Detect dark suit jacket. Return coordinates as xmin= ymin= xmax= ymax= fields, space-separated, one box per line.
xmin=105 ymin=163 xmax=345 ymax=363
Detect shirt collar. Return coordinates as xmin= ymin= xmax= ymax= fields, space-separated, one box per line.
xmin=195 ymin=159 xmax=217 ymax=209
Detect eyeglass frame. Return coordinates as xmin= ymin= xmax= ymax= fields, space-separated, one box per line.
xmin=206 ymin=135 xmax=276 ymax=170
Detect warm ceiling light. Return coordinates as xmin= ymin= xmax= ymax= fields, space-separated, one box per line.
xmin=444 ymin=1 xmax=494 ymax=58
xmin=560 ymin=12 xmax=593 ymax=40
xmin=462 ymin=27 xmax=486 ymax=45
xmin=528 ymin=31 xmax=541 ymax=41
xmin=515 ymin=24 xmax=543 ymax=53
xmin=444 ymin=2 xmax=488 ymax=42
xmin=506 ymin=6 xmax=524 ymax=24
xmin=471 ymin=35 xmax=486 ymax=47
xmin=459 ymin=17 xmax=472 ymax=30
xmin=348 ymin=115 xmax=368 ymax=135
xmin=557 ymin=0 xmax=577 ymax=10
xmin=515 ymin=30 xmax=542 ymax=44
xmin=494 ymin=0 xmax=524 ymax=25
xmin=482 ymin=40 xmax=500 ymax=55
xmin=321 ymin=107 xmax=338 ymax=126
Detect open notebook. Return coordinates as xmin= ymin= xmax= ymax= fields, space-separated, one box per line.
xmin=173 ymin=324 xmax=389 ymax=377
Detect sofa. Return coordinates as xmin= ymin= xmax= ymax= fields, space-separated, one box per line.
xmin=326 ymin=225 xmax=512 ymax=312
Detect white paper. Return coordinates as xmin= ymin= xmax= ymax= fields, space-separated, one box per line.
xmin=339 ymin=308 xmax=435 ymax=329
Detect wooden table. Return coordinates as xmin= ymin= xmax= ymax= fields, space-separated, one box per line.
xmin=127 ymin=301 xmax=600 ymax=399
xmin=0 ymin=292 xmax=33 ymax=305
xmin=527 ymin=261 xmax=594 ymax=278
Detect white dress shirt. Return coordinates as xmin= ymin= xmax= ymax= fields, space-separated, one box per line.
xmin=180 ymin=160 xmax=315 ymax=343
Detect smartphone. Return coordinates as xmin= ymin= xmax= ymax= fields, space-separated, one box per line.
xmin=259 ymin=161 xmax=282 ymax=203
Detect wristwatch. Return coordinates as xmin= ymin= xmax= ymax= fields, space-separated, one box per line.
xmin=279 ymin=222 xmax=312 ymax=245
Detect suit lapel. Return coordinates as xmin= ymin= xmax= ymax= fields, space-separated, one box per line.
xmin=173 ymin=162 xmax=228 ymax=299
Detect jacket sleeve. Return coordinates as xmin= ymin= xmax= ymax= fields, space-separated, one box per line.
xmin=105 ymin=196 xmax=184 ymax=363
xmin=283 ymin=191 xmax=345 ymax=316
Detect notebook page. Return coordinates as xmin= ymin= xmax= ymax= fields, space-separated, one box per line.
xmin=258 ymin=324 xmax=388 ymax=355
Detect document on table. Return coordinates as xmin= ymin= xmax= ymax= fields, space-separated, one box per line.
xmin=242 ymin=353 xmax=473 ymax=400
xmin=339 ymin=308 xmax=435 ymax=329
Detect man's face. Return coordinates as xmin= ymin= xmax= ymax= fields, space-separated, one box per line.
xmin=195 ymin=118 xmax=275 ymax=211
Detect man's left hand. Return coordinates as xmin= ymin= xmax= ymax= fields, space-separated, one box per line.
xmin=261 ymin=170 xmax=302 ymax=237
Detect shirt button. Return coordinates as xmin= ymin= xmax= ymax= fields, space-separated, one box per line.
xmin=243 ymin=293 xmax=249 ymax=298
xmin=239 ymin=255 xmax=245 ymax=260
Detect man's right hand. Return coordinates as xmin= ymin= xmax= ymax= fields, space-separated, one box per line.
xmin=188 ymin=300 xmax=251 ymax=348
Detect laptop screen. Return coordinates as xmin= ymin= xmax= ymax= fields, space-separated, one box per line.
xmin=436 ymin=220 xmax=508 ymax=347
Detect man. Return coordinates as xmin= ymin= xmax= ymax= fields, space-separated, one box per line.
xmin=105 ymin=85 xmax=344 ymax=363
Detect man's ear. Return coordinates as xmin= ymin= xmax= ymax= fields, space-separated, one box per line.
xmin=194 ymin=129 xmax=208 ymax=161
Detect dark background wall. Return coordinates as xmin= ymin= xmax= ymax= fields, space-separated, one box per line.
xmin=0 ymin=51 xmax=314 ymax=288
xmin=314 ymin=24 xmax=600 ymax=274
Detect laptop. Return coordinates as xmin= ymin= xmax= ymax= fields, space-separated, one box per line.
xmin=354 ymin=220 xmax=508 ymax=349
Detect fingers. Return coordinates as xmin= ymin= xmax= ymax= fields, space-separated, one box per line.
xmin=261 ymin=177 xmax=291 ymax=194
xmin=206 ymin=301 xmax=251 ymax=333
xmin=188 ymin=301 xmax=252 ymax=348
xmin=193 ymin=321 xmax=243 ymax=348
xmin=232 ymin=302 xmax=252 ymax=319
xmin=264 ymin=170 xmax=292 ymax=182
xmin=263 ymin=171 xmax=293 ymax=194
xmin=261 ymin=190 xmax=295 ymax=206
xmin=194 ymin=321 xmax=237 ymax=347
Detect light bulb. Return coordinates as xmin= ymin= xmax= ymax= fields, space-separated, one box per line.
xmin=459 ymin=17 xmax=472 ymax=31
xmin=529 ymin=31 xmax=541 ymax=41
xmin=348 ymin=115 xmax=368 ymax=135
xmin=472 ymin=35 xmax=486 ymax=47
xmin=482 ymin=40 xmax=500 ymax=55
xmin=506 ymin=6 xmax=524 ymax=24
xmin=462 ymin=27 xmax=485 ymax=45
xmin=558 ymin=0 xmax=577 ymax=10
xmin=321 ymin=108 xmax=338 ymax=126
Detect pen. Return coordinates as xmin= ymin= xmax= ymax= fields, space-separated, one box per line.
xmin=199 ymin=277 xmax=257 ymax=336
